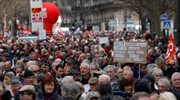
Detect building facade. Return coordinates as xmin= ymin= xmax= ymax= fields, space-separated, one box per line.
xmin=59 ymin=0 xmax=140 ymax=32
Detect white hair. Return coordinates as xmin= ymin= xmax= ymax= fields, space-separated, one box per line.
xmin=158 ymin=77 xmax=171 ymax=89
xmin=98 ymin=74 xmax=110 ymax=83
xmin=151 ymin=68 xmax=163 ymax=77
xmin=54 ymin=58 xmax=62 ymax=63
xmin=159 ymin=92 xmax=177 ymax=100
xmin=171 ymin=72 xmax=180 ymax=81
xmin=28 ymin=65 xmax=39 ymax=71
xmin=26 ymin=61 xmax=38 ymax=68
xmin=80 ymin=62 xmax=90 ymax=69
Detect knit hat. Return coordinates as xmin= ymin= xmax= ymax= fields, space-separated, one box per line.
xmin=23 ymin=70 xmax=34 ymax=78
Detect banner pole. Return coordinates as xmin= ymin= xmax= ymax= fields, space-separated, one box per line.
xmin=139 ymin=63 xmax=141 ymax=79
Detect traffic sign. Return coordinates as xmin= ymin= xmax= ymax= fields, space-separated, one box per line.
xmin=163 ymin=21 xmax=171 ymax=29
xmin=160 ymin=14 xmax=167 ymax=21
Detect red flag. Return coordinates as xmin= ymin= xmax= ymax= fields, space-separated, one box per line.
xmin=21 ymin=27 xmax=27 ymax=34
xmin=49 ymin=36 xmax=54 ymax=42
xmin=57 ymin=29 xmax=65 ymax=39
xmin=0 ymin=33 xmax=4 ymax=40
xmin=27 ymin=28 xmax=32 ymax=35
xmin=165 ymin=33 xmax=177 ymax=64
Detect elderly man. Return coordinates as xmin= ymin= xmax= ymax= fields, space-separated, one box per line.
xmin=157 ymin=77 xmax=171 ymax=93
xmin=19 ymin=85 xmax=36 ymax=100
xmin=80 ymin=63 xmax=91 ymax=85
xmin=171 ymin=72 xmax=180 ymax=99
xmin=123 ymin=70 xmax=135 ymax=83
xmin=166 ymin=59 xmax=180 ymax=78
xmin=28 ymin=65 xmax=40 ymax=76
xmin=103 ymin=65 xmax=120 ymax=91
xmin=116 ymin=67 xmax=123 ymax=79
xmin=23 ymin=70 xmax=35 ymax=86
xmin=98 ymin=74 xmax=110 ymax=83
xmin=155 ymin=56 xmax=167 ymax=75
xmin=88 ymin=77 xmax=99 ymax=92
xmin=89 ymin=62 xmax=99 ymax=77
xmin=61 ymin=77 xmax=80 ymax=100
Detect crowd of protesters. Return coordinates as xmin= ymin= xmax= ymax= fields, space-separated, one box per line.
xmin=0 ymin=30 xmax=179 ymax=100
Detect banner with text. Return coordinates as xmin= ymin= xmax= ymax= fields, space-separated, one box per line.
xmin=113 ymin=41 xmax=148 ymax=63
xmin=30 ymin=0 xmax=43 ymax=32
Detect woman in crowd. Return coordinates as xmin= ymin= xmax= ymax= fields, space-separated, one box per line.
xmin=35 ymin=76 xmax=61 ymax=100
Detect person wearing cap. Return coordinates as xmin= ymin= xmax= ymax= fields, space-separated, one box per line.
xmin=88 ymin=77 xmax=99 ymax=92
xmin=19 ymin=85 xmax=36 ymax=100
xmin=23 ymin=70 xmax=35 ymax=85
xmin=67 ymin=68 xmax=80 ymax=81
xmin=1 ymin=51 xmax=10 ymax=62
xmin=64 ymin=59 xmax=78 ymax=74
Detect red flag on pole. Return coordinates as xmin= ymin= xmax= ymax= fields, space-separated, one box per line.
xmin=165 ymin=33 xmax=177 ymax=64
xmin=57 ymin=29 xmax=65 ymax=39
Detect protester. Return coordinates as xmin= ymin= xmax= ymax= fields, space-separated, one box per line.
xmin=0 ymin=29 xmax=179 ymax=100
xmin=36 ymin=76 xmax=62 ymax=100
xmin=19 ymin=85 xmax=36 ymax=100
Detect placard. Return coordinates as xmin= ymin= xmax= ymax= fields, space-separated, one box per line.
xmin=99 ymin=37 xmax=109 ymax=44
xmin=30 ymin=0 xmax=43 ymax=32
xmin=113 ymin=41 xmax=147 ymax=63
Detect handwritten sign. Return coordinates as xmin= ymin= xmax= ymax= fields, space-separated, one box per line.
xmin=99 ymin=37 xmax=109 ymax=44
xmin=113 ymin=41 xmax=147 ymax=63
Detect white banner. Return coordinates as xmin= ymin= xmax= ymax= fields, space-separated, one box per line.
xmin=39 ymin=30 xmax=46 ymax=40
xmin=30 ymin=0 xmax=43 ymax=32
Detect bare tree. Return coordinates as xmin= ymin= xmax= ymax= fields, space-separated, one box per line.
xmin=121 ymin=0 xmax=174 ymax=36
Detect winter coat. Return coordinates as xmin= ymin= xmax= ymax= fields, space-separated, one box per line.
xmin=35 ymin=89 xmax=62 ymax=100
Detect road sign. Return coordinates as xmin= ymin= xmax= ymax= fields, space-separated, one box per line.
xmin=160 ymin=14 xmax=167 ymax=21
xmin=163 ymin=21 xmax=171 ymax=29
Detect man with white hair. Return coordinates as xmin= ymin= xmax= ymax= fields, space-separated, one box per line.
xmin=25 ymin=61 xmax=38 ymax=70
xmin=80 ymin=63 xmax=91 ymax=85
xmin=123 ymin=70 xmax=135 ymax=83
xmin=157 ymin=77 xmax=171 ymax=93
xmin=98 ymin=74 xmax=110 ymax=83
xmin=28 ymin=65 xmax=40 ymax=76
xmin=171 ymin=72 xmax=180 ymax=99
xmin=103 ymin=65 xmax=120 ymax=91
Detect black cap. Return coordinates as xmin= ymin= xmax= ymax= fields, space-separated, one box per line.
xmin=68 ymin=68 xmax=80 ymax=75
xmin=67 ymin=60 xmax=78 ymax=64
xmin=2 ymin=51 xmax=10 ymax=57
xmin=24 ymin=70 xmax=34 ymax=78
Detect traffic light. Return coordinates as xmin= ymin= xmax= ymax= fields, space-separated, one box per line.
xmin=146 ymin=18 xmax=151 ymax=25
xmin=72 ymin=20 xmax=77 ymax=29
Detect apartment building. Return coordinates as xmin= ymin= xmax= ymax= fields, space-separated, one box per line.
xmin=59 ymin=0 xmax=140 ymax=32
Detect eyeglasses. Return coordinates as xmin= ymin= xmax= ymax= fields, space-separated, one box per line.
xmin=33 ymin=70 xmax=40 ymax=73
xmin=90 ymin=83 xmax=96 ymax=86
